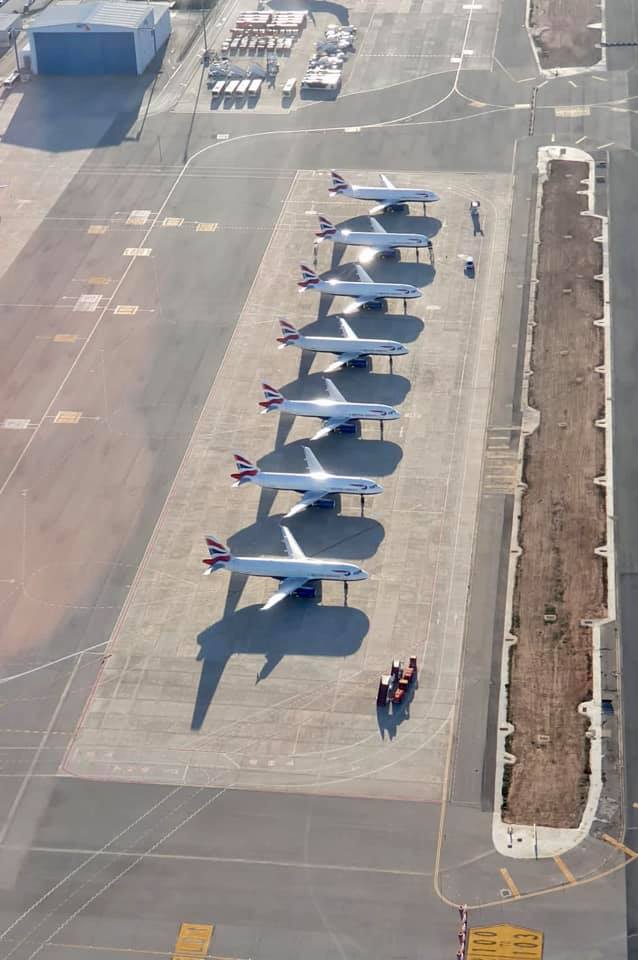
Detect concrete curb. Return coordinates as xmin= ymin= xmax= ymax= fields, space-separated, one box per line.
xmin=492 ymin=145 xmax=616 ymax=859
xmin=523 ymin=0 xmax=607 ymax=77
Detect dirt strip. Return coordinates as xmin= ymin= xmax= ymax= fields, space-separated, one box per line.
xmin=529 ymin=0 xmax=601 ymax=69
xmin=503 ymin=160 xmax=607 ymax=829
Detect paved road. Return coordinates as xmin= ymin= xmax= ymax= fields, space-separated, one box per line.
xmin=0 ymin=0 xmax=637 ymax=955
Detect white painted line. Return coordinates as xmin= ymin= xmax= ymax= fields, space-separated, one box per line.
xmin=127 ymin=209 xmax=151 ymax=225
xmin=425 ymin=304 xmax=441 ymax=311
xmin=344 ymin=126 xmax=361 ymax=133
xmin=217 ymin=133 xmax=230 ymax=140
xmin=598 ymin=141 xmax=614 ymax=149
xmin=555 ymin=105 xmax=590 ymax=117
xmin=462 ymin=3 xmax=482 ymax=8
xmin=513 ymin=103 xmax=529 ymax=109
xmin=122 ymin=247 xmax=152 ymax=257
xmin=575 ymin=135 xmax=588 ymax=144
xmin=568 ymin=79 xmax=578 ymax=87
xmin=462 ymin=48 xmax=474 ymax=55
xmin=450 ymin=56 xmax=461 ymax=63
xmin=73 ymin=294 xmax=102 ymax=313
xmin=592 ymin=74 xmax=607 ymax=82
xmin=2 ymin=419 xmax=30 ymax=430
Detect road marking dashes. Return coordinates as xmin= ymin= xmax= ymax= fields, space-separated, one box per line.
xmin=87 ymin=225 xmax=108 ymax=235
xmin=54 ymin=411 xmax=82 ymax=425
xmin=127 ymin=209 xmax=151 ymax=225
xmin=163 ymin=217 xmax=184 ymax=227
xmin=122 ymin=247 xmax=152 ymax=257
xmin=114 ymin=305 xmax=139 ymax=316
xmin=2 ymin=419 xmax=30 ymax=429
xmin=196 ymin=222 xmax=218 ymax=232
xmin=53 ymin=334 xmax=79 ymax=343
xmin=74 ymin=294 xmax=102 ymax=312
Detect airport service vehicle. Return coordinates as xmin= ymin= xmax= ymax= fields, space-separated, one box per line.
xmin=231 ymin=446 xmax=383 ymax=518
xmin=202 ymin=526 xmax=368 ymax=610
xmin=236 ymin=78 xmax=251 ymax=98
xmin=316 ymin=214 xmax=431 ymax=260
xmin=329 ymin=170 xmax=439 ymax=214
xmin=248 ymin=77 xmax=263 ymax=98
xmin=277 ymin=317 xmax=407 ymax=372
xmin=224 ymin=78 xmax=240 ymax=96
xmin=298 ymin=262 xmax=421 ymax=314
xmin=282 ymin=77 xmax=296 ymax=98
xmin=259 ymin=378 xmax=400 ymax=440
xmin=210 ymin=80 xmax=226 ymax=97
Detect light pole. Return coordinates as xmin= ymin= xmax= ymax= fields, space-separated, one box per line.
xmin=201 ymin=4 xmax=208 ymax=52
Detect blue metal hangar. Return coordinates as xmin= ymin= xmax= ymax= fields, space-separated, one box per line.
xmin=27 ymin=1 xmax=171 ymax=75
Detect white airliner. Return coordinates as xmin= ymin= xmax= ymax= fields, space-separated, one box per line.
xmin=259 ymin=378 xmax=400 ymax=440
xmin=329 ymin=170 xmax=439 ymax=214
xmin=298 ymin=263 xmax=421 ymax=314
xmin=316 ymin=214 xmax=431 ymax=260
xmin=231 ymin=446 xmax=383 ymax=518
xmin=202 ymin=526 xmax=368 ymax=610
xmin=277 ymin=317 xmax=408 ymax=372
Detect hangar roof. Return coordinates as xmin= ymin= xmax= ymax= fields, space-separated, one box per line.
xmin=29 ymin=1 xmax=152 ymax=31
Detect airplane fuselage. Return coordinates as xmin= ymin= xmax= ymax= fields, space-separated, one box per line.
xmin=330 ymin=228 xmax=429 ymax=249
xmin=243 ymin=470 xmax=382 ymax=496
xmin=342 ymin=186 xmax=439 ymax=204
xmin=307 ymin=278 xmax=421 ymax=300
xmin=223 ymin=556 xmax=367 ymax=581
xmin=279 ymin=398 xmax=399 ymax=421
xmin=295 ymin=334 xmax=407 ymax=357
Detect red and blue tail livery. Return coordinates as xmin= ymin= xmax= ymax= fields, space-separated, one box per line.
xmin=259 ymin=382 xmax=285 ymax=410
xmin=203 ymin=536 xmax=231 ymax=569
xmin=316 ymin=215 xmax=337 ymax=237
xmin=298 ymin=264 xmax=321 ymax=289
xmin=231 ymin=454 xmax=259 ymax=483
xmin=277 ymin=319 xmax=300 ymax=345
xmin=329 ymin=170 xmax=349 ymax=194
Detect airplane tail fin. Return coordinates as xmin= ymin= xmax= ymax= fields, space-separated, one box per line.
xmin=316 ymin=214 xmax=337 ymax=238
xmin=329 ymin=170 xmax=349 ymax=194
xmin=202 ymin=536 xmax=232 ymax=573
xmin=259 ymin=382 xmax=285 ymax=411
xmin=298 ymin=263 xmax=321 ymax=289
xmin=277 ymin=318 xmax=300 ymax=346
xmin=231 ymin=454 xmax=260 ymax=485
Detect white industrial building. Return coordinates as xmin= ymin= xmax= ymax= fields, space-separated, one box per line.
xmin=27 ymin=1 xmax=171 ymax=75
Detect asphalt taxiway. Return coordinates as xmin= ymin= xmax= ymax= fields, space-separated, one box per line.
xmin=1 ymin=0 xmax=638 ymax=954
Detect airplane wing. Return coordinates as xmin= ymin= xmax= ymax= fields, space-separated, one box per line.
xmin=353 ymin=263 xmax=373 ymax=283
xmin=285 ymin=491 xmax=329 ymax=518
xmin=261 ymin=577 xmax=309 ymax=611
xmin=303 ymin=445 xmax=326 ymax=474
xmin=281 ymin=525 xmax=305 ymax=559
xmin=369 ymin=217 xmax=387 ymax=233
xmin=338 ymin=317 xmax=357 ymax=339
xmin=379 ymin=174 xmax=396 ymax=189
xmin=323 ymin=377 xmax=346 ymax=402
xmin=312 ymin=417 xmax=349 ymax=440
xmin=324 ymin=353 xmax=362 ymax=373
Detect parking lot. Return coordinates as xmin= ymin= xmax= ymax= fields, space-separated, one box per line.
xmin=174 ymin=0 xmax=500 ymax=114
xmin=64 ymin=168 xmax=511 ymax=802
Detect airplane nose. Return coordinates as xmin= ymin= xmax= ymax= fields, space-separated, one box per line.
xmin=372 ymin=482 xmax=384 ymax=494
xmin=390 ymin=409 xmax=400 ymax=419
xmin=398 ymin=345 xmax=409 ymax=355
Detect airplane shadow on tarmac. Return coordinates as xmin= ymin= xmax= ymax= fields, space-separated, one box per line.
xmin=192 ymin=601 xmax=370 ymax=729
xmin=271 ymin=371 xmax=411 ymax=448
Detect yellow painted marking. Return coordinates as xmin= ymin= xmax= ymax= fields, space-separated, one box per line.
xmin=87 ymin=224 xmax=108 ymax=235
xmin=603 ymin=833 xmax=638 ymax=857
xmin=163 ymin=217 xmax=184 ymax=227
xmin=87 ymin=276 xmax=111 ymax=285
xmin=553 ymin=855 xmax=576 ymax=884
xmin=498 ymin=867 xmax=520 ymax=898
xmin=54 ymin=410 xmax=82 ymax=425
xmin=53 ymin=334 xmax=78 ymax=343
xmin=114 ymin=305 xmax=139 ymax=316
xmin=173 ymin=923 xmax=214 ymax=958
xmin=467 ymin=924 xmax=543 ymax=960
xmin=196 ymin=222 xmax=218 ymax=232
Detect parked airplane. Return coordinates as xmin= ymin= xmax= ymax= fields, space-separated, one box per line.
xmin=202 ymin=526 xmax=368 ymax=610
xmin=329 ymin=170 xmax=439 ymax=214
xmin=277 ymin=317 xmax=408 ymax=372
xmin=298 ymin=262 xmax=421 ymax=314
xmin=316 ymin=214 xmax=431 ymax=261
xmin=231 ymin=446 xmax=383 ymax=518
xmin=259 ymin=378 xmax=400 ymax=439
